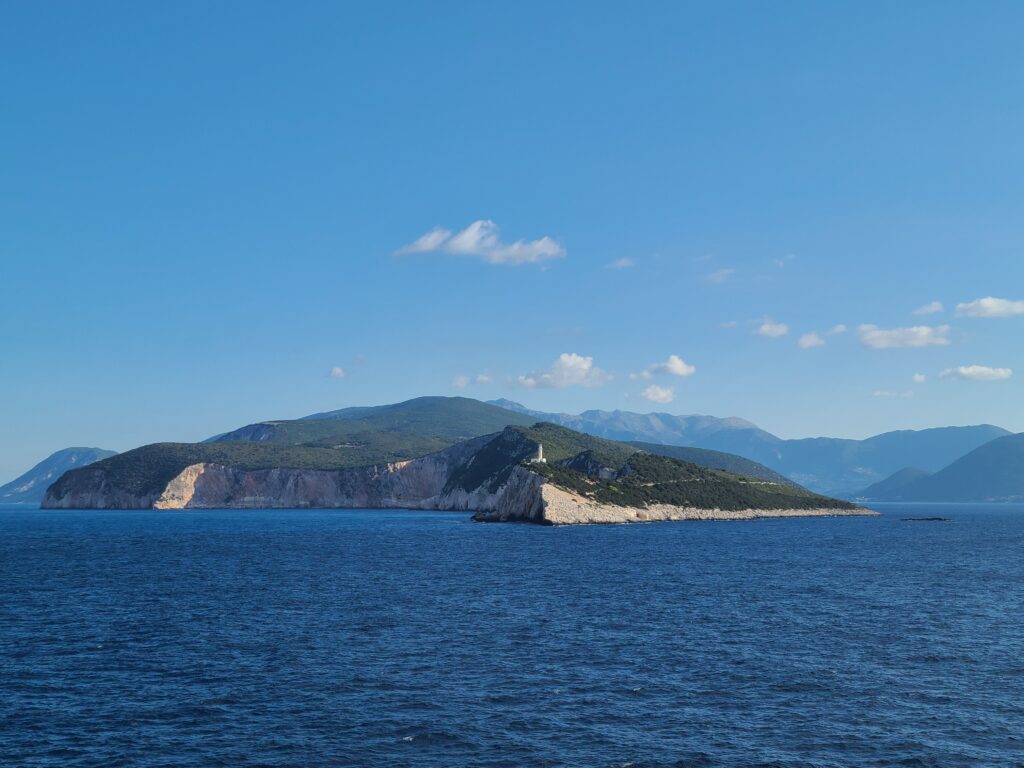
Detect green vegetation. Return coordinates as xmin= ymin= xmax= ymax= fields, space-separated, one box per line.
xmin=444 ymin=422 xmax=638 ymax=494
xmin=626 ymin=441 xmax=797 ymax=486
xmin=531 ymin=452 xmax=857 ymax=511
xmin=213 ymin=396 xmax=536 ymax=447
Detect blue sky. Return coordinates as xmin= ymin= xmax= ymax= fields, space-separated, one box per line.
xmin=2 ymin=1 xmax=1023 ymax=480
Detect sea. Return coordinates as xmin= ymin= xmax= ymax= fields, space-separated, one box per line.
xmin=1 ymin=503 xmax=1022 ymax=767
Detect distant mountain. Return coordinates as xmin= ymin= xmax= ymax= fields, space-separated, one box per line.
xmin=857 ymin=467 xmax=934 ymax=501
xmin=488 ymin=399 xmax=774 ymax=446
xmin=0 ymin=447 xmax=117 ymax=505
xmin=489 ymin=400 xmax=1009 ymax=495
xmin=861 ymin=433 xmax=1024 ymax=502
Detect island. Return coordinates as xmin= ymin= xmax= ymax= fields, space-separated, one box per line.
xmin=43 ymin=421 xmax=874 ymax=524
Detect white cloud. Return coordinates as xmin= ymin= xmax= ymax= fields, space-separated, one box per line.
xmin=828 ymin=324 xmax=847 ymax=335
xmin=755 ymin=320 xmax=789 ymax=338
xmin=719 ymin=320 xmax=738 ymax=329
xmin=707 ymin=268 xmax=736 ymax=284
xmin=453 ymin=373 xmax=491 ymax=388
xmin=912 ymin=373 xmax=927 ymax=383
xmin=518 ymin=353 xmax=611 ymax=389
xmin=955 ymin=297 xmax=1024 ymax=318
xmin=873 ymin=390 xmax=913 ymax=399
xmin=329 ymin=366 xmax=346 ymax=379
xmin=939 ymin=365 xmax=1012 ymax=381
xmin=912 ymin=301 xmax=944 ymax=316
xmin=798 ymin=332 xmax=825 ymax=349
xmin=773 ymin=254 xmax=796 ymax=268
xmin=396 ymin=220 xmax=565 ymax=266
xmin=858 ymin=324 xmax=951 ymax=349
xmin=630 ymin=354 xmax=696 ymax=380
xmin=641 ymin=384 xmax=675 ymax=404
xmin=606 ymin=257 xmax=636 ymax=270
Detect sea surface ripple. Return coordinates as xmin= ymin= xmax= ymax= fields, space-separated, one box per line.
xmin=1 ymin=504 xmax=1023 ymax=767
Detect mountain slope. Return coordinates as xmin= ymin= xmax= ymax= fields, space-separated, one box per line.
xmin=43 ymin=423 xmax=865 ymax=524
xmin=857 ymin=467 xmax=934 ymax=501
xmin=626 ymin=442 xmax=798 ymax=486
xmin=489 ymin=399 xmax=776 ymax=446
xmin=0 ymin=447 xmax=117 ymax=505
xmin=207 ymin=396 xmax=536 ymax=462
xmin=862 ymin=433 xmax=1024 ymax=502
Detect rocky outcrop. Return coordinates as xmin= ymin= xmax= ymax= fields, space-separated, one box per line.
xmin=471 ymin=474 xmax=876 ymax=525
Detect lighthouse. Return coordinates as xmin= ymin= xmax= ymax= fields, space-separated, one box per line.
xmin=532 ymin=443 xmax=546 ymax=463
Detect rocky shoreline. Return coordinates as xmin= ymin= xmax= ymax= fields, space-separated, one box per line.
xmin=473 ymin=479 xmax=876 ymax=525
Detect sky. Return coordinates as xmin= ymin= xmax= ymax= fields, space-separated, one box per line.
xmin=2 ymin=1 xmax=1023 ymax=481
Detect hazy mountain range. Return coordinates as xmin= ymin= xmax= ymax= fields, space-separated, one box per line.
xmin=0 ymin=447 xmax=117 ymax=505
xmin=859 ymin=433 xmax=1024 ymax=503
xmin=489 ymin=400 xmax=1010 ymax=496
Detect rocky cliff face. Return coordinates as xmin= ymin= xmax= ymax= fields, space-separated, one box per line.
xmin=42 ymin=425 xmax=873 ymax=524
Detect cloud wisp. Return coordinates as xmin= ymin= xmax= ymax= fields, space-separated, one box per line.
xmin=642 ymin=384 xmax=674 ymax=404
xmin=606 ymin=257 xmax=636 ymax=270
xmin=518 ymin=353 xmax=611 ymax=389
xmin=397 ymin=220 xmax=565 ymax=266
xmin=912 ymin=301 xmax=944 ymax=316
xmin=955 ymin=297 xmax=1024 ymax=318
xmin=329 ymin=367 xmax=346 ymax=379
xmin=798 ymin=332 xmax=825 ymax=349
xmin=630 ymin=354 xmax=696 ymax=380
xmin=755 ymin=320 xmax=789 ymax=338
xmin=706 ymin=268 xmax=736 ymax=284
xmin=939 ymin=365 xmax=1012 ymax=381
xmin=858 ymin=324 xmax=950 ymax=349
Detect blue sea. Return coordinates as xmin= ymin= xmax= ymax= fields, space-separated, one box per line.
xmin=1 ymin=504 xmax=1022 ymax=767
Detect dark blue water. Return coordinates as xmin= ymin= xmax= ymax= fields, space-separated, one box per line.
xmin=2 ymin=505 xmax=1023 ymax=767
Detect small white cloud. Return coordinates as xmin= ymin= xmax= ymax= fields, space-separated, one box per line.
xmin=755 ymin=320 xmax=789 ymax=338
xmin=707 ymin=268 xmax=736 ymax=284
xmin=453 ymin=373 xmax=491 ymax=388
xmin=606 ymin=257 xmax=636 ymax=270
xmin=630 ymin=354 xmax=696 ymax=380
xmin=641 ymin=384 xmax=675 ymax=404
xmin=518 ymin=353 xmax=611 ymax=389
xmin=828 ymin=324 xmax=847 ymax=335
xmin=858 ymin=324 xmax=951 ymax=349
xmin=912 ymin=301 xmax=944 ymax=316
xmin=719 ymin=320 xmax=738 ymax=329
xmin=873 ymin=390 xmax=913 ymax=399
xmin=396 ymin=220 xmax=565 ymax=266
xmin=939 ymin=365 xmax=1012 ymax=381
xmin=773 ymin=254 xmax=796 ymax=268
xmin=955 ymin=297 xmax=1024 ymax=318
xmin=912 ymin=373 xmax=927 ymax=384
xmin=329 ymin=366 xmax=346 ymax=379
xmin=798 ymin=332 xmax=825 ymax=349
